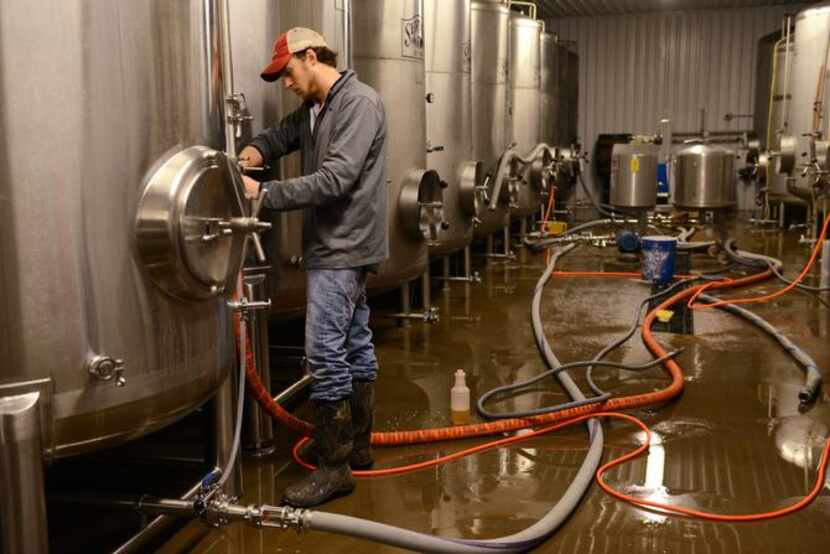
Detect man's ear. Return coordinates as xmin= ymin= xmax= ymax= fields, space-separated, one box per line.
xmin=304 ymin=48 xmax=319 ymax=66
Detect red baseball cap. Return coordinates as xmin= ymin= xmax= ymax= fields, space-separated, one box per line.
xmin=260 ymin=27 xmax=330 ymax=82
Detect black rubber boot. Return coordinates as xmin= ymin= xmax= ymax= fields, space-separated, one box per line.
xmin=283 ymin=400 xmax=355 ymax=508
xmin=349 ymin=381 xmax=375 ymax=469
xmin=298 ymin=382 xmax=375 ymax=470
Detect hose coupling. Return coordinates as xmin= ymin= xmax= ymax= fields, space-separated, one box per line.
xmin=255 ymin=505 xmax=311 ymax=532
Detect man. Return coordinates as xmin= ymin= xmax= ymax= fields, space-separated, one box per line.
xmin=239 ymin=28 xmax=388 ymax=508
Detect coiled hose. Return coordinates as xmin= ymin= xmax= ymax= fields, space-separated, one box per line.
xmin=245 ymin=272 xmax=773 ymax=447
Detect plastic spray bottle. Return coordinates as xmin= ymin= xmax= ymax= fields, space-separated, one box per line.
xmin=451 ymin=369 xmax=470 ymax=425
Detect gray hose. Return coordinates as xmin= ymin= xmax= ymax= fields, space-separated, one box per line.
xmin=584 ymin=277 xmax=700 ymax=397
xmin=477 ymin=350 xmax=683 ymax=419
xmin=304 ymin=245 xmax=604 ymax=553
xmin=668 ymin=240 xmax=821 ymax=402
xmin=722 ymin=239 xmax=783 ymax=270
xmin=724 ymin=239 xmax=830 ymax=292
xmin=696 ymin=293 xmax=823 ymax=404
xmin=770 ymin=262 xmax=830 ymax=292
xmin=216 ymin=320 xmax=248 ymax=491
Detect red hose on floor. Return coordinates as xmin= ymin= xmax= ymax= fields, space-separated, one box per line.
xmin=244 ymin=269 xmax=772 ymax=446
xmin=290 ymin=410 xmax=830 ymax=521
xmin=247 ymin=267 xmax=830 ymax=520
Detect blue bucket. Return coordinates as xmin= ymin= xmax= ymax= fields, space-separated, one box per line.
xmin=641 ymin=236 xmax=677 ymax=285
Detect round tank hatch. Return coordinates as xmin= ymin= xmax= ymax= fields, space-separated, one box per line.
xmin=135 ymin=146 xmax=247 ymax=301
xmin=399 ymin=169 xmax=447 ymax=242
xmin=458 ymin=160 xmax=483 ymax=217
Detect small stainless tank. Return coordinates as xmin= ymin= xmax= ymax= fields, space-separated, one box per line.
xmin=672 ymin=144 xmax=737 ymax=210
xmin=0 ymin=0 xmax=238 ymax=457
xmin=471 ymin=0 xmax=511 ymax=237
xmin=425 ymin=0 xmax=479 ymax=258
xmin=509 ymin=13 xmax=543 ymax=217
xmin=610 ymin=144 xmax=659 ymax=209
xmin=353 ymin=0 xmax=442 ymax=293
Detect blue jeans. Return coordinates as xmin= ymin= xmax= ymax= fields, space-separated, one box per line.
xmin=305 ymin=268 xmax=378 ymax=402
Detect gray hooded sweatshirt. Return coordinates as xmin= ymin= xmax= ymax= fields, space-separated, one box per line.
xmin=249 ymin=70 xmax=389 ymax=270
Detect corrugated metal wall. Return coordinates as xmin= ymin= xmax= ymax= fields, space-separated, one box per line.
xmin=544 ymin=4 xmax=807 ymax=197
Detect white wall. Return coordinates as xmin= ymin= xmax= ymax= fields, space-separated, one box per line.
xmin=545 ymin=4 xmax=807 ymax=199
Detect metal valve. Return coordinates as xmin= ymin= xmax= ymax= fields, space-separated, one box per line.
xmin=227 ymin=296 xmax=272 ymax=320
xmin=226 ymin=93 xmax=254 ymax=139
xmin=88 ymin=356 xmax=127 ymax=387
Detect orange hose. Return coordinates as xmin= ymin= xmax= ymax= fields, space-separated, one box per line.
xmin=253 ymin=267 xmax=830 ymax=521
xmin=291 ymin=410 xmax=830 ymax=522
xmin=595 ymin=414 xmax=830 ymax=522
xmin=244 ymin=341 xmax=312 ymax=436
xmin=292 ymin=414 xmax=597 ymax=477
xmin=243 ymin=270 xmax=772 ymax=447
xmin=689 ymin=212 xmax=830 ymax=311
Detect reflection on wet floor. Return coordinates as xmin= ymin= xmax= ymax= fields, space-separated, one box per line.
xmin=161 ymin=225 xmax=830 ymax=553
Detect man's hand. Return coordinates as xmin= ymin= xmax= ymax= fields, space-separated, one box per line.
xmin=243 ymin=175 xmax=261 ymax=199
xmin=239 ymin=146 xmax=264 ymax=169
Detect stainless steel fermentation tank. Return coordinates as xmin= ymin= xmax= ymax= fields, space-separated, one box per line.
xmin=765 ymin=37 xmax=804 ymax=206
xmin=776 ymin=2 xmax=830 ymax=204
xmin=540 ymin=32 xmax=559 ymax=147
xmin=509 ymin=12 xmax=544 ymax=218
xmin=424 ymin=0 xmax=480 ymax=259
xmin=1 ymin=1 xmax=262 ymax=552
xmin=352 ymin=0 xmax=445 ymax=301
xmin=471 ymin=0 xmax=511 ymax=239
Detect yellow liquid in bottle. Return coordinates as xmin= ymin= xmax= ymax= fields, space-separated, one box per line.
xmin=451 ymin=409 xmax=471 ymax=425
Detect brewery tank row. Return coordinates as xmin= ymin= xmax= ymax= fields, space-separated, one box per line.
xmin=0 ymin=2 xmax=579 ymax=551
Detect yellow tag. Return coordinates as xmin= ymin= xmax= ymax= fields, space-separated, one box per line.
xmin=656 ymin=309 xmax=674 ymax=323
xmin=630 ymin=156 xmax=640 ymax=174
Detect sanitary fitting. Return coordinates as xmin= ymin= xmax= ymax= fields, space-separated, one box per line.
xmin=88 ymin=355 xmax=126 ymax=387
xmin=227 ymin=296 xmax=272 ymax=319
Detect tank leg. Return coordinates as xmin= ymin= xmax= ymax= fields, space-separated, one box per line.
xmin=638 ymin=212 xmax=649 ymax=236
xmin=442 ymin=256 xmax=451 ymax=292
xmin=242 ymin=272 xmax=275 ymax=458
xmin=779 ymin=202 xmax=786 ymax=229
xmin=486 ymin=235 xmax=494 ymax=262
xmin=400 ymin=280 xmax=411 ymax=328
xmin=503 ymin=222 xmax=511 ymax=256
xmin=213 ymin=371 xmax=243 ymax=499
xmin=0 ymin=390 xmax=49 ymax=554
xmin=421 ymin=270 xmax=432 ymax=314
xmin=464 ymin=245 xmax=472 ymax=279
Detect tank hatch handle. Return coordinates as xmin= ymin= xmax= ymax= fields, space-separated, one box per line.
xmin=219 ymin=156 xmax=271 ymax=263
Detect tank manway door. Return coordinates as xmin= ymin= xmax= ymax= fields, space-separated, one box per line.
xmin=134 ymin=145 xmax=270 ymax=301
xmin=399 ymin=169 xmax=448 ymax=245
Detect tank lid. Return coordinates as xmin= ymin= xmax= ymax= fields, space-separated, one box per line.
xmin=797 ymin=2 xmax=830 ymax=20
xmin=677 ymin=142 xmax=732 ymax=156
xmin=510 ymin=13 xmax=542 ymax=29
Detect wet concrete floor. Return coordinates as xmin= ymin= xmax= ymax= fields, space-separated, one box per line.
xmin=160 ymin=224 xmax=830 ymax=553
